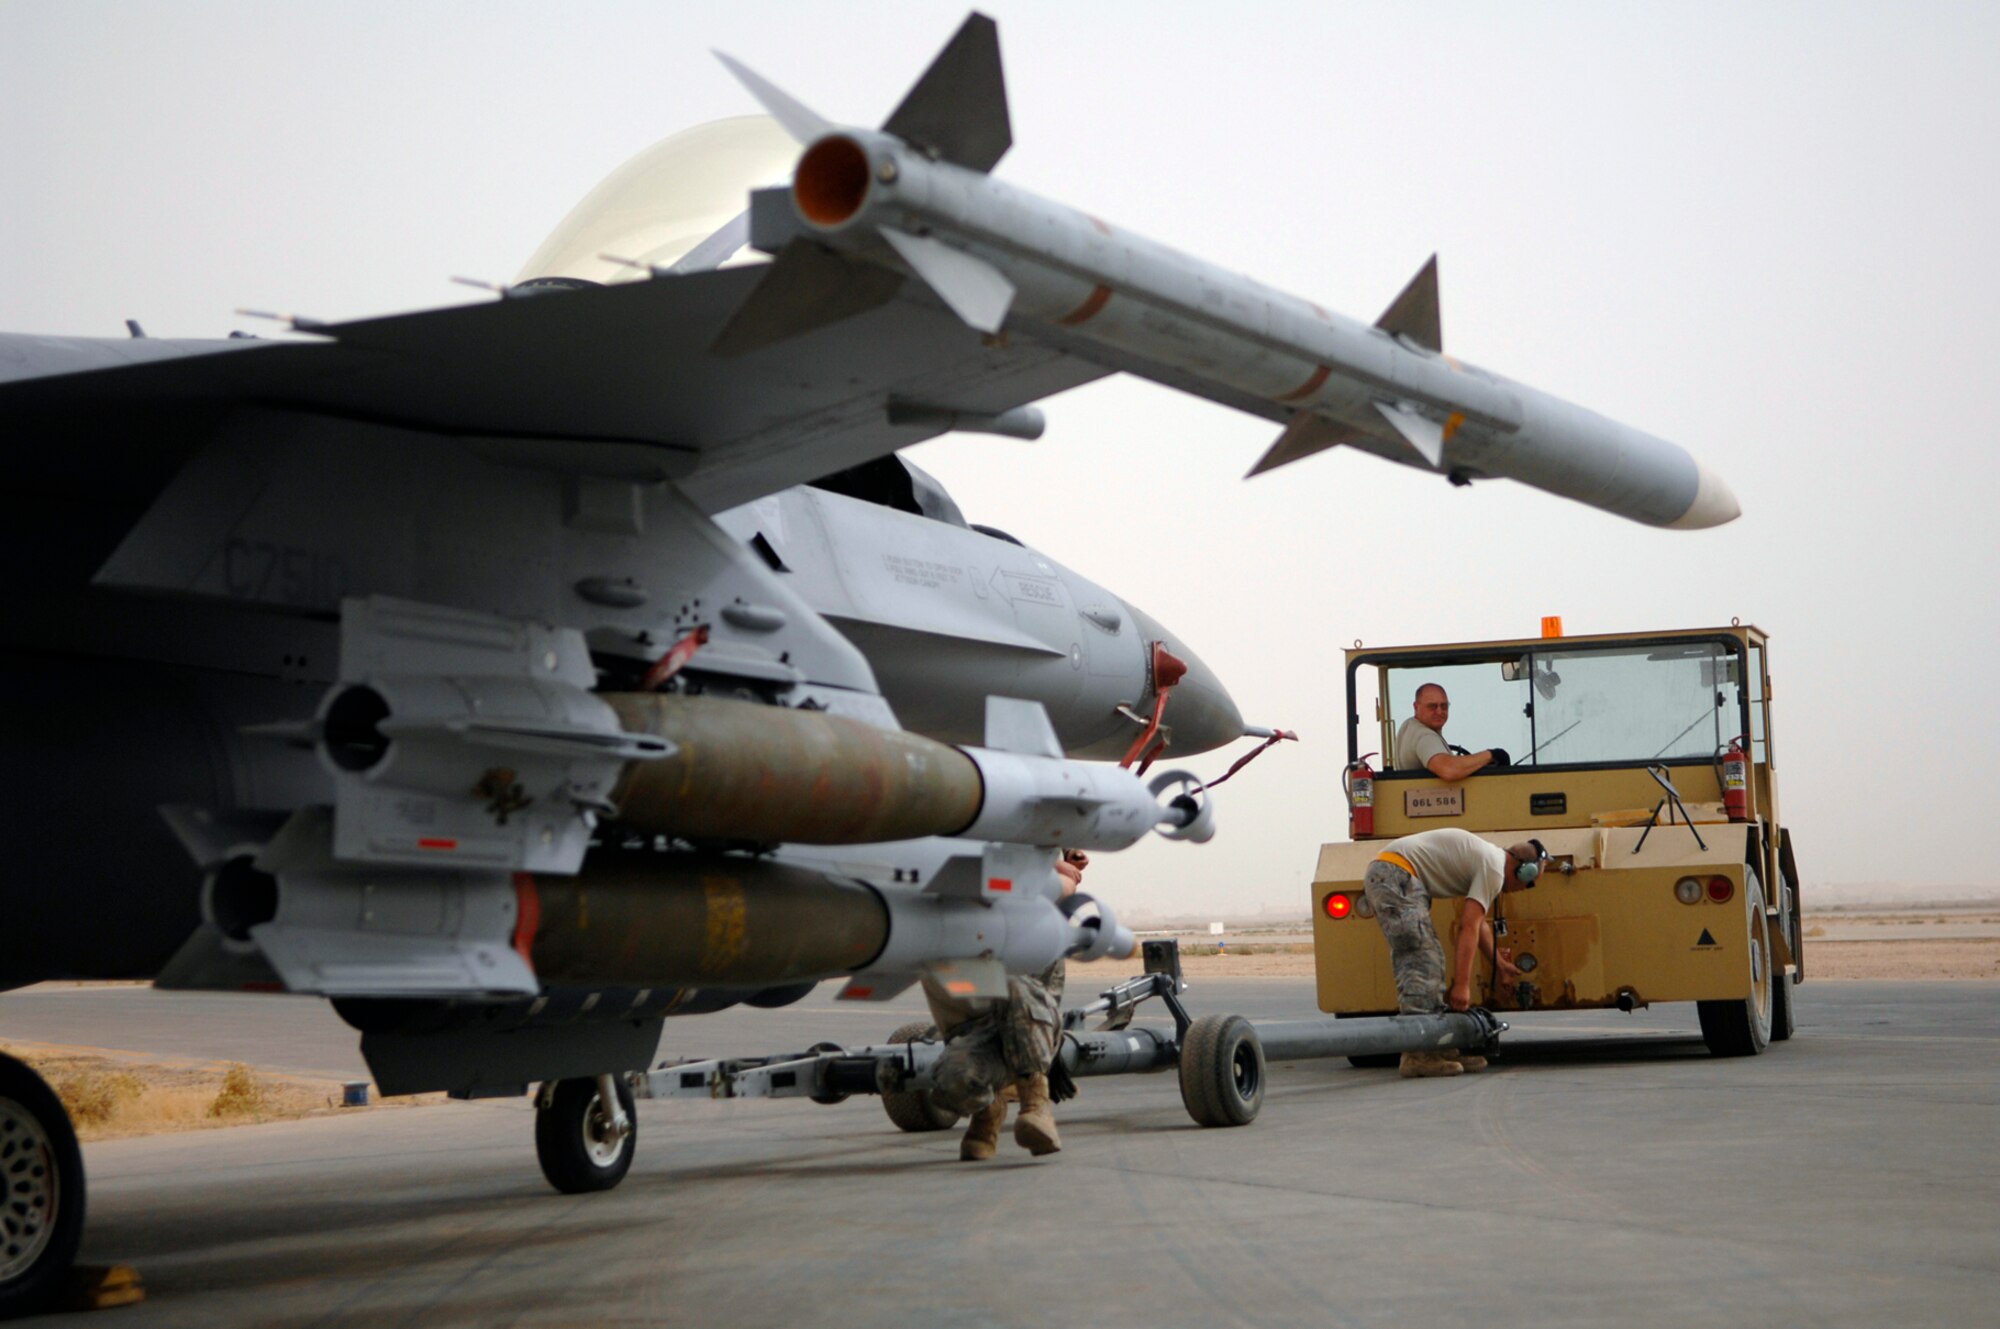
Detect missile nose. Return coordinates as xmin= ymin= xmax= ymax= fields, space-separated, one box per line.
xmin=1121 ymin=600 xmax=1245 ymax=756
xmin=1667 ymin=460 xmax=1741 ymax=530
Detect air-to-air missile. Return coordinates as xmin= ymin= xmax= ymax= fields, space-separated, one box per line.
xmin=713 ymin=16 xmax=1738 ymax=531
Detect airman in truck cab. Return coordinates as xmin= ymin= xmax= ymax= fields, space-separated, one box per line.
xmin=1393 ymin=683 xmax=1510 ymax=779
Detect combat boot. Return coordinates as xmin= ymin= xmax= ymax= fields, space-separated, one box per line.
xmin=959 ymin=1096 xmax=1008 ymax=1161
xmin=1399 ymin=1050 xmax=1465 ymax=1079
xmin=1445 ymin=1048 xmax=1488 ymax=1072
xmin=1012 ymin=1073 xmax=1062 ymax=1155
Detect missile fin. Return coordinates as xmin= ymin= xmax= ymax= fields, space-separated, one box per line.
xmin=1375 ymin=253 xmax=1442 ymax=353
xmin=925 ymin=854 xmax=986 ymax=899
xmin=836 ymin=974 xmax=918 ymax=1002
xmin=984 ymin=695 xmax=1063 ymax=758
xmin=713 ymin=51 xmax=832 ymax=144
xmin=154 ymin=926 xmax=288 ymax=993
xmin=1246 ymin=412 xmax=1367 ymax=477
xmin=1373 ymin=400 xmax=1447 ymax=469
xmin=881 ymin=13 xmax=1012 ymax=172
xmin=159 ymin=805 xmax=289 ymax=870
xmin=711 ymin=239 xmax=905 ymax=357
xmin=922 ymin=956 xmax=1010 ymax=1000
xmin=879 ymin=226 xmax=1015 ymax=332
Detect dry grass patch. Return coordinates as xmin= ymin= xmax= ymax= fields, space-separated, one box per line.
xmin=0 ymin=1041 xmax=438 ymax=1140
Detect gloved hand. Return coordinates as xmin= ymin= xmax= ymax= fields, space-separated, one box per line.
xmin=1487 ymin=747 xmax=1511 ymax=768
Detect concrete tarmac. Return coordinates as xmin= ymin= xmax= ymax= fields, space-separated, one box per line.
xmin=6 ymin=979 xmax=1997 ymax=1328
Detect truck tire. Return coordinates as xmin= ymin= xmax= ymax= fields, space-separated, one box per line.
xmin=1697 ymin=874 xmax=1773 ymax=1057
xmin=1770 ymin=971 xmax=1797 ymax=1042
xmin=1178 ymin=1013 xmax=1264 ymax=1127
xmin=0 ymin=1053 xmax=86 ymax=1320
xmin=879 ymin=1022 xmax=958 ymax=1133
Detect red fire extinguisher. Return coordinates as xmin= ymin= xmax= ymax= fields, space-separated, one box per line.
xmin=1720 ymin=735 xmax=1749 ymax=823
xmin=1345 ymin=754 xmax=1377 ymax=838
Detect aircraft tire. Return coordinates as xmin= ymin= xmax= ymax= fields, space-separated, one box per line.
xmin=1697 ymin=874 xmax=1774 ymax=1058
xmin=0 ymin=1052 xmax=85 ymax=1320
xmin=1178 ymin=1013 xmax=1264 ymax=1128
xmin=879 ymin=1022 xmax=957 ymax=1133
xmin=535 ymin=1077 xmax=637 ymax=1194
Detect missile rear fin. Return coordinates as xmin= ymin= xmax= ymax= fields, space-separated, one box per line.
xmin=881 ymin=12 xmax=1011 ymax=172
xmin=713 ymin=51 xmax=830 ymax=144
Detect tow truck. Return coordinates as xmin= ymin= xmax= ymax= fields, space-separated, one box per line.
xmin=1314 ymin=622 xmax=1802 ymax=1056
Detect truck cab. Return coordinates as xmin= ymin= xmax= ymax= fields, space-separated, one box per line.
xmin=1312 ymin=624 xmax=1802 ymax=1056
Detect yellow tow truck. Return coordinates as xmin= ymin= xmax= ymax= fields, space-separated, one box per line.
xmin=1312 ymin=622 xmax=1802 ymax=1056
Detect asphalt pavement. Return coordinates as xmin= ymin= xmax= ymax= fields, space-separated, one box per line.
xmin=5 ymin=978 xmax=1996 ymax=1328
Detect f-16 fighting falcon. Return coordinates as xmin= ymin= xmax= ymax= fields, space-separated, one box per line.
xmin=0 ymin=13 xmax=1736 ymax=1314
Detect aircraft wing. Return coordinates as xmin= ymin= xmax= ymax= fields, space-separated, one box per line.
xmin=0 ymin=265 xmax=1107 ymax=513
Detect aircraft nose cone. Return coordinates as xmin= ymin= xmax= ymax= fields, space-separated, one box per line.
xmin=1121 ymin=600 xmax=1244 ymax=757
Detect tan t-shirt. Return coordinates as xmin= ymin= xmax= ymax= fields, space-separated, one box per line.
xmin=1395 ymin=716 xmax=1449 ymax=773
xmin=1383 ymin=828 xmax=1506 ymax=911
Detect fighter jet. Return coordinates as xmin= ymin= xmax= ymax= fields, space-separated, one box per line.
xmin=0 ymin=13 xmax=1735 ymax=1314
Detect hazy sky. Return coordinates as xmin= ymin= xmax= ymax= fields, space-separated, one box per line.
xmin=4 ymin=2 xmax=1997 ymax=915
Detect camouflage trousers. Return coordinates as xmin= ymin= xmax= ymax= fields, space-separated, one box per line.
xmin=1363 ymin=860 xmax=1447 ymax=1015
xmin=921 ymin=961 xmax=1066 ymax=1117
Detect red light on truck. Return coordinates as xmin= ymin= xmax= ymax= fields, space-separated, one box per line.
xmin=1706 ymin=876 xmax=1735 ymax=904
xmin=1323 ymin=893 xmax=1354 ymax=920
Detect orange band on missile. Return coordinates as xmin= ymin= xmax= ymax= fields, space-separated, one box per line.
xmin=513 ymin=872 xmax=541 ymax=968
xmin=1277 ymin=365 xmax=1332 ymax=402
xmin=1057 ymin=284 xmax=1113 ymax=326
xmin=1442 ymin=411 xmax=1466 ymax=442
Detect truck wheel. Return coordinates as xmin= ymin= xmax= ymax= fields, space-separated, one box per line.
xmin=879 ymin=1022 xmax=958 ymax=1133
xmin=1178 ymin=1013 xmax=1264 ymax=1127
xmin=535 ymin=1077 xmax=636 ymax=1194
xmin=0 ymin=1053 xmax=86 ymax=1320
xmin=1697 ymin=876 xmax=1773 ymax=1057
xmin=1336 ymin=1013 xmax=1399 ymax=1068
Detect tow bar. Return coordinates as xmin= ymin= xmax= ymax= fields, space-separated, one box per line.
xmin=625 ymin=941 xmax=1507 ymax=1130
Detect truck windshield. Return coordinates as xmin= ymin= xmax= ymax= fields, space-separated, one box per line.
xmin=1381 ymin=639 xmax=1743 ymax=770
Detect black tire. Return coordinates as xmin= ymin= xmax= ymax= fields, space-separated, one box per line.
xmin=1770 ymin=971 xmax=1797 ymax=1042
xmin=806 ymin=1042 xmax=852 ymax=1106
xmin=1336 ymin=1013 xmax=1400 ymax=1068
xmin=1178 ymin=1013 xmax=1265 ymax=1128
xmin=879 ymin=1022 xmax=958 ymax=1133
xmin=534 ymin=1077 xmax=637 ymax=1194
xmin=0 ymin=1053 xmax=86 ymax=1320
xmin=1697 ymin=872 xmax=1773 ymax=1058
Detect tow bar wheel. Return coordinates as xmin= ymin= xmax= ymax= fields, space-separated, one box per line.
xmin=1178 ymin=1013 xmax=1265 ymax=1127
xmin=0 ymin=1054 xmax=85 ymax=1319
xmin=535 ymin=1076 xmax=637 ymax=1194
